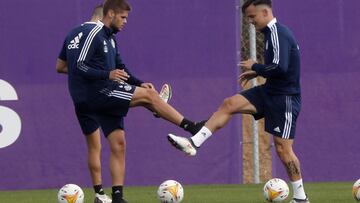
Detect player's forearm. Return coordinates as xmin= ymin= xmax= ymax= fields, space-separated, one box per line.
xmin=119 ymin=65 xmax=144 ymax=86
xmin=252 ymin=63 xmax=285 ymax=78
xmin=76 ymin=62 xmax=109 ymax=80
xmin=57 ymin=68 xmax=68 ymax=74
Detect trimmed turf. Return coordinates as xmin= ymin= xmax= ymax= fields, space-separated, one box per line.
xmin=0 ymin=182 xmax=355 ymax=203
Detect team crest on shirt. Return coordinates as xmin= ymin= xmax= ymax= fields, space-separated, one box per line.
xmin=111 ymin=38 xmax=116 ymax=48
xmin=119 ymin=83 xmax=132 ymax=91
xmin=103 ymin=40 xmax=108 ymax=53
xmin=124 ymin=84 xmax=132 ymax=91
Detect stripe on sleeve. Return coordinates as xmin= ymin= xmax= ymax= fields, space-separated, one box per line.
xmin=270 ymin=24 xmax=280 ymax=65
xmin=77 ymin=24 xmax=103 ymax=64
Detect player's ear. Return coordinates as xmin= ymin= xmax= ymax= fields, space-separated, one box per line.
xmin=108 ymin=9 xmax=115 ymax=19
xmin=262 ymin=7 xmax=269 ymax=17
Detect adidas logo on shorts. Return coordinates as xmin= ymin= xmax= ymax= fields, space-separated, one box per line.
xmin=273 ymin=126 xmax=281 ymax=133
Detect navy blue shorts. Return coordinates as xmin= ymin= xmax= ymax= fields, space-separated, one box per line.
xmin=240 ymin=85 xmax=301 ymax=139
xmin=75 ymin=82 xmax=136 ymax=137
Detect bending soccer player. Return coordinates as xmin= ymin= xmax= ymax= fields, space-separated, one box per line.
xmin=57 ymin=0 xmax=200 ymax=202
xmin=57 ymin=4 xmax=114 ymax=203
xmin=167 ymin=0 xmax=310 ymax=202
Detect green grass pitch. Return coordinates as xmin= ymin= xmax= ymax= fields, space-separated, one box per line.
xmin=0 ymin=182 xmax=355 ymax=203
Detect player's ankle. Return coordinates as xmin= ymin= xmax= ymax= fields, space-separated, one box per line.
xmin=94 ymin=184 xmax=105 ymax=195
xmin=112 ymin=185 xmax=123 ymax=201
xmin=180 ymin=118 xmax=196 ymax=134
xmin=180 ymin=118 xmax=207 ymax=135
xmin=191 ymin=126 xmax=212 ymax=147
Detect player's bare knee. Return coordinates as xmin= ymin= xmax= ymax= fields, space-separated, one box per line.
xmin=110 ymin=139 xmax=126 ymax=155
xmin=143 ymin=88 xmax=160 ymax=105
xmin=220 ymin=97 xmax=237 ymax=113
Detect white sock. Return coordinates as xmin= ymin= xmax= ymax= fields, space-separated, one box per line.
xmin=291 ymin=179 xmax=306 ymax=200
xmin=190 ymin=126 xmax=212 ymax=147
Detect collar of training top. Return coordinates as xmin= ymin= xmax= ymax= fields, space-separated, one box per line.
xmin=96 ymin=20 xmax=118 ymax=36
xmin=261 ymin=18 xmax=277 ymax=33
xmin=103 ymin=25 xmax=118 ymax=36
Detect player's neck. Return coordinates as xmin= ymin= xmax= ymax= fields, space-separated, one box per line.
xmin=102 ymin=17 xmax=112 ymax=28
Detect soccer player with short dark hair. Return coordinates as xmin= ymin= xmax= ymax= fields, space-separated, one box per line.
xmin=57 ymin=0 xmax=200 ymax=202
xmin=167 ymin=0 xmax=310 ymax=202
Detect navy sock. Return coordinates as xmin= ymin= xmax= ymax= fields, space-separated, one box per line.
xmin=94 ymin=184 xmax=105 ymax=195
xmin=112 ymin=185 xmax=123 ymax=201
xmin=180 ymin=118 xmax=207 ymax=135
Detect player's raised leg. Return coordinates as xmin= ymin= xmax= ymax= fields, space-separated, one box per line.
xmin=167 ymin=94 xmax=257 ymax=156
xmin=130 ymin=86 xmax=201 ymax=135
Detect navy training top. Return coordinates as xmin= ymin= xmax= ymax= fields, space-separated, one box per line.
xmin=59 ymin=21 xmax=143 ymax=104
xmin=251 ymin=18 xmax=301 ymax=95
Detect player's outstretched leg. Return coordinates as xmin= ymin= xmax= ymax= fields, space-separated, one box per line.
xmin=130 ymin=85 xmax=201 ymax=135
xmin=167 ymin=94 xmax=255 ymax=156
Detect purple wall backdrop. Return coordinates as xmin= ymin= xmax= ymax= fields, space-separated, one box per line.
xmin=0 ymin=0 xmax=359 ymax=191
xmin=271 ymin=0 xmax=360 ymax=182
xmin=0 ymin=0 xmax=240 ymax=190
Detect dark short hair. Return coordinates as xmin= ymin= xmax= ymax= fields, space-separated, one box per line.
xmin=103 ymin=0 xmax=131 ymax=16
xmin=242 ymin=0 xmax=272 ymax=13
xmin=92 ymin=4 xmax=103 ymax=18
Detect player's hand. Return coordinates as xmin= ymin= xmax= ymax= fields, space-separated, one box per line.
xmin=109 ymin=69 xmax=129 ymax=82
xmin=56 ymin=58 xmax=68 ymax=74
xmin=238 ymin=59 xmax=257 ymax=72
xmin=238 ymin=70 xmax=257 ymax=87
xmin=141 ymin=82 xmax=155 ymax=89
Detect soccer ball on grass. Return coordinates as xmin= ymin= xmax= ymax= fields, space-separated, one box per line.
xmin=353 ymin=179 xmax=360 ymax=201
xmin=157 ymin=180 xmax=184 ymax=203
xmin=57 ymin=183 xmax=84 ymax=203
xmin=263 ymin=178 xmax=289 ymax=202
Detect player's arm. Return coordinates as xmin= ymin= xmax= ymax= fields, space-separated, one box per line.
xmin=75 ymin=32 xmax=110 ymax=80
xmin=56 ymin=58 xmax=68 ymax=74
xmin=76 ymin=59 xmax=109 ymax=80
xmin=250 ymin=34 xmax=290 ymax=78
xmin=76 ymin=37 xmax=129 ymax=82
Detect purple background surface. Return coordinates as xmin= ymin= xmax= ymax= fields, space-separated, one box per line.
xmin=0 ymin=0 xmax=359 ymax=190
xmin=0 ymin=0 xmax=239 ymax=190
xmin=271 ymin=0 xmax=360 ymax=182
